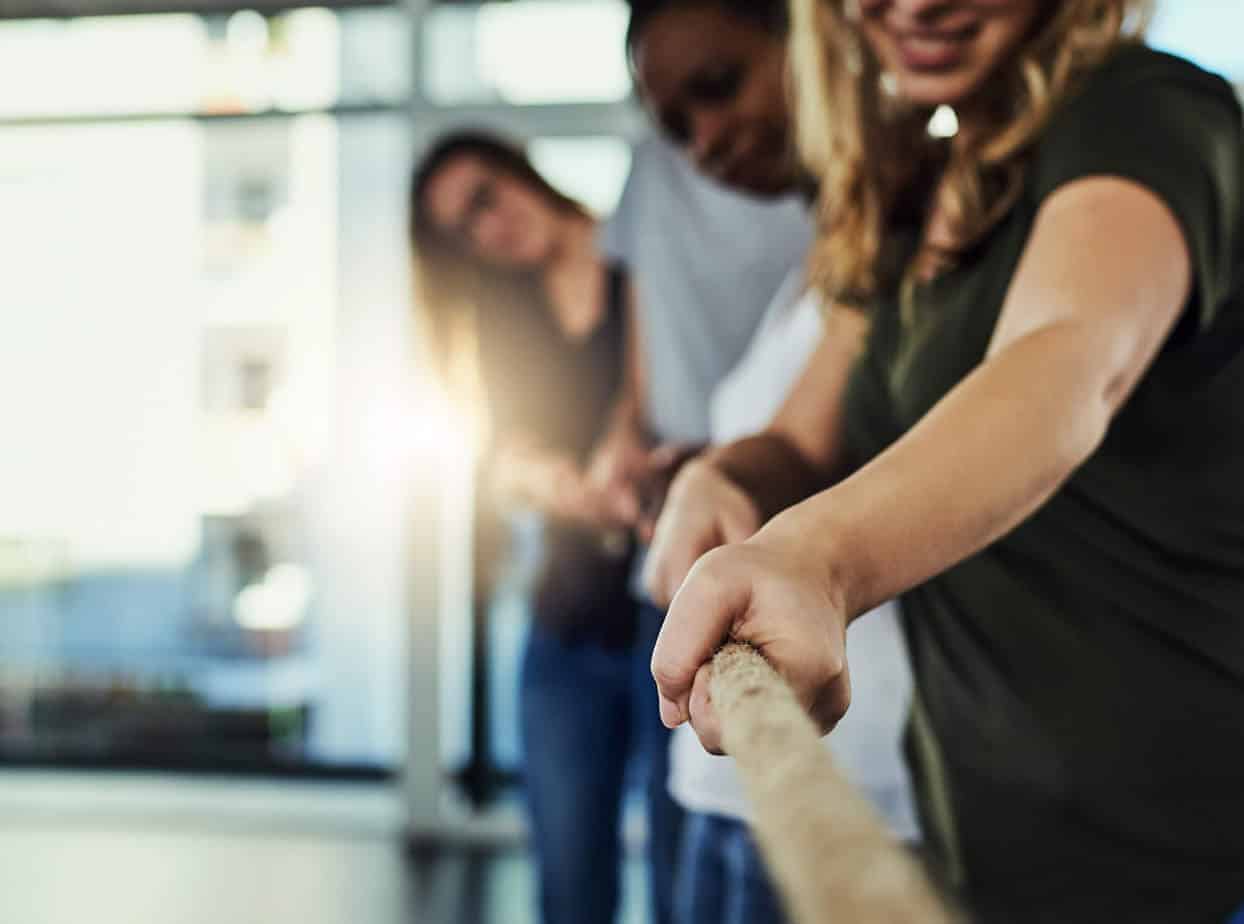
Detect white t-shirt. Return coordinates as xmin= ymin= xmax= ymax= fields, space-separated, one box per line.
xmin=598 ymin=134 xmax=813 ymax=444
xmin=600 ymin=134 xmax=814 ymax=597
xmin=667 ymin=274 xmax=921 ymax=840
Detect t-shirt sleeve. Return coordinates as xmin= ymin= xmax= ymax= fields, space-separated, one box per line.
xmin=1030 ymin=48 xmax=1243 ymax=333
xmin=597 ymin=138 xmax=649 ymax=265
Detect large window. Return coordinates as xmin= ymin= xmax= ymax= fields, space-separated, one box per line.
xmin=420 ymin=0 xmax=629 ymax=107
xmin=0 ymin=7 xmax=409 ymax=119
xmin=1148 ymin=0 xmax=1244 ymax=86
xmin=0 ymin=1 xmax=640 ymax=786
xmin=0 ymin=8 xmax=414 ymax=774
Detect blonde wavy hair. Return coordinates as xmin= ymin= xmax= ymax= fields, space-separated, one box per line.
xmin=790 ymin=0 xmax=1152 ymax=308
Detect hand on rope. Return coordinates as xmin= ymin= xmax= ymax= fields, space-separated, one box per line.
xmin=641 ymin=457 xmax=762 ymax=610
xmin=651 ymin=510 xmax=851 ymax=754
xmin=585 ymin=428 xmax=706 ymax=538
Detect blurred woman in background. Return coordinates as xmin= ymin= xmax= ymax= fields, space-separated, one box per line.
xmin=409 ymin=130 xmax=674 ymax=924
xmin=649 ymin=0 xmax=1244 ymax=920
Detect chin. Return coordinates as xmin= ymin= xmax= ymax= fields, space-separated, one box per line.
xmin=891 ymin=70 xmax=985 ymax=109
xmin=492 ymin=250 xmax=541 ymax=272
xmin=735 ymin=178 xmax=788 ymax=199
xmin=510 ymin=240 xmax=552 ymax=270
xmin=723 ymin=165 xmax=796 ymax=200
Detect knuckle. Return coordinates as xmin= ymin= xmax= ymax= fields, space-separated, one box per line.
xmin=824 ymin=650 xmax=847 ymax=680
xmin=693 ymin=544 xmax=728 ymax=574
xmin=651 ymin=660 xmax=686 ymax=693
xmin=693 ymin=546 xmax=736 ymax=587
xmin=696 ymin=724 xmax=723 ymax=755
xmin=666 ymin=466 xmax=696 ymax=503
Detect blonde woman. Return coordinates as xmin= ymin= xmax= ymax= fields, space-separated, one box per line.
xmin=645 ymin=1 xmax=1244 ymax=920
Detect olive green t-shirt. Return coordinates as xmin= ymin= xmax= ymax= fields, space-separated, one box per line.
xmin=843 ymin=46 xmax=1244 ymax=922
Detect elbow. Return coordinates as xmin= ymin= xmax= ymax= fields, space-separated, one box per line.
xmin=1048 ymin=389 xmax=1113 ymax=487
xmin=1029 ymin=323 xmax=1135 ymax=487
xmin=1061 ymin=332 xmax=1148 ymax=472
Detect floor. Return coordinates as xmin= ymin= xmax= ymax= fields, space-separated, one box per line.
xmin=0 ymin=772 xmax=648 ymax=924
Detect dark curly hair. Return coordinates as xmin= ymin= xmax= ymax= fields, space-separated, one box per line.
xmin=625 ymin=0 xmax=789 ymax=58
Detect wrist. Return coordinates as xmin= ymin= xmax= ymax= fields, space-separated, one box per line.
xmin=606 ymin=398 xmax=650 ymax=444
xmin=755 ymin=500 xmax=863 ymax=623
xmin=707 ymin=433 xmax=825 ymax=523
xmin=677 ymin=455 xmax=743 ymax=504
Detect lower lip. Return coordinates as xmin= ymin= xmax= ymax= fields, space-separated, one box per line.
xmin=722 ymin=141 xmax=788 ymax=192
xmin=894 ymin=35 xmax=970 ymax=72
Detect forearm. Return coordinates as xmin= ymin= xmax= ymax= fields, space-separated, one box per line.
xmin=775 ymin=323 xmax=1115 ymax=619
xmin=705 ymin=433 xmax=836 ymax=523
xmin=601 ymin=388 xmax=650 ymax=449
xmin=606 ymin=279 xmax=651 ymax=444
xmin=705 ymin=305 xmax=869 ymax=521
xmin=490 ymin=440 xmax=571 ymax=511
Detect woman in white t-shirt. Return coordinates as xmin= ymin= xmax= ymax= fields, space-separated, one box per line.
xmin=653 ymin=270 xmax=919 ymax=924
xmin=623 ymin=1 xmax=918 ymax=921
xmin=671 ymin=273 xmax=918 ymax=835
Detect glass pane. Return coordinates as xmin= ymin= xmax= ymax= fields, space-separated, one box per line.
xmin=422 ymin=0 xmax=630 ymax=106
xmin=0 ymin=14 xmax=210 ymax=116
xmin=0 ymin=112 xmax=413 ymax=771
xmin=0 ymin=0 xmax=384 ymax=17
xmin=0 ymin=7 xmax=408 ymax=119
xmin=529 ymin=135 xmax=632 ymax=216
xmin=1148 ymin=0 xmax=1244 ymax=84
xmin=338 ymin=5 xmax=411 ymax=105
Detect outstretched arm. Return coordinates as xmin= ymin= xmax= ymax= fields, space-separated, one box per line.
xmin=653 ymin=177 xmax=1192 ymax=749
xmin=585 ymin=278 xmax=656 ymax=525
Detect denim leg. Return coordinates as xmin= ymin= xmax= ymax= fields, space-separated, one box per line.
xmin=633 ymin=603 xmax=685 ymax=924
xmin=673 ymin=813 xmax=727 ymax=924
xmin=521 ymin=623 xmax=632 ymax=924
xmin=722 ymin=816 xmax=788 ymax=924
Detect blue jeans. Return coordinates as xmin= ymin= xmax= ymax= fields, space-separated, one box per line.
xmin=520 ymin=604 xmax=682 ymax=924
xmin=636 ymin=604 xmax=683 ymax=924
xmin=675 ymin=813 xmax=787 ymax=924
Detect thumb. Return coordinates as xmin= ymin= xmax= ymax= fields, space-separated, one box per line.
xmin=645 ymin=443 xmax=684 ymax=472
xmin=719 ymin=507 xmax=759 ymax=545
xmin=636 ymin=511 xmax=659 ymax=545
xmin=604 ymin=480 xmax=641 ymax=524
xmin=717 ymin=485 xmax=761 ymax=544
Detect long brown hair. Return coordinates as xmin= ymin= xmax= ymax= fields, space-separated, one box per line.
xmin=408 ymin=131 xmax=589 ymax=390
xmin=790 ymin=0 xmax=1152 ymax=309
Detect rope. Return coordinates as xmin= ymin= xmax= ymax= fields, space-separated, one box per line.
xmin=710 ymin=642 xmax=955 ymax=924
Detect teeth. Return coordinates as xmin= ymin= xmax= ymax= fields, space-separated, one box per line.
xmin=906 ymin=36 xmax=958 ymax=52
xmin=911 ymin=33 xmax=964 ymax=45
